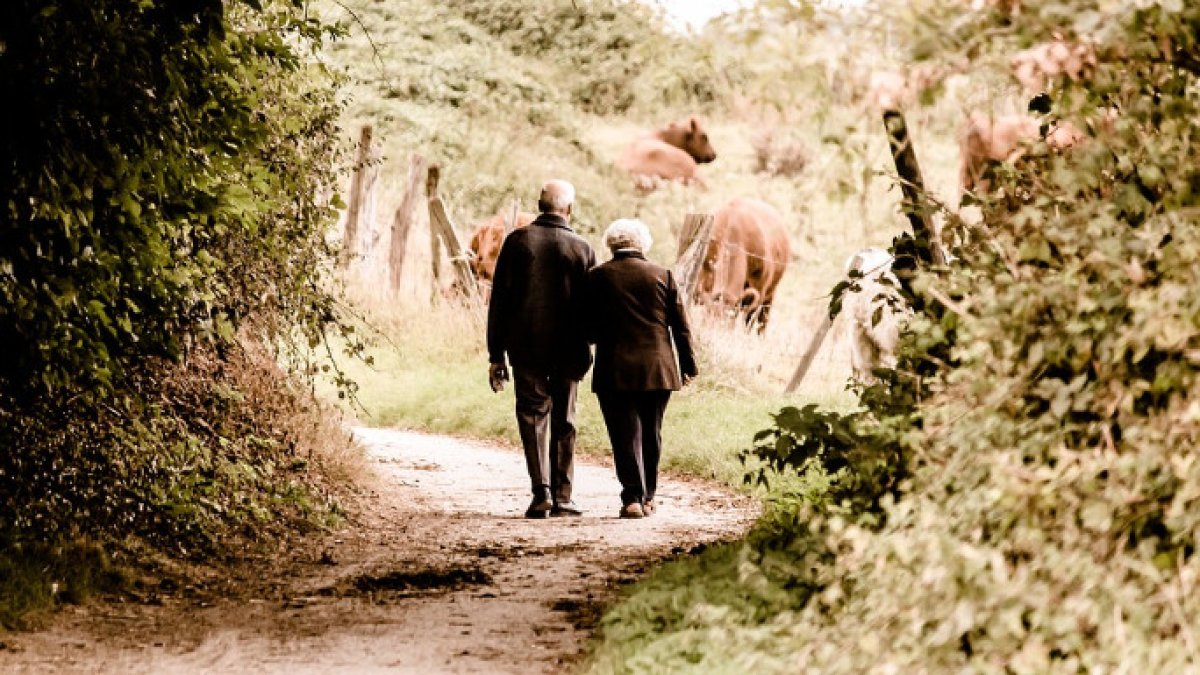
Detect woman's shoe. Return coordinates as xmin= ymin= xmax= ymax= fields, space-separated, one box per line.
xmin=619 ymin=502 xmax=645 ymax=519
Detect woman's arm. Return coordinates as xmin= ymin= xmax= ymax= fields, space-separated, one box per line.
xmin=665 ymin=270 xmax=698 ymax=381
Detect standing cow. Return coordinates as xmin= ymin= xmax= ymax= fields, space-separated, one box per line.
xmin=696 ymin=198 xmax=792 ymax=332
xmin=958 ymin=112 xmax=1085 ymax=200
xmin=618 ymin=116 xmax=717 ymax=192
xmin=467 ymin=209 xmax=536 ymax=300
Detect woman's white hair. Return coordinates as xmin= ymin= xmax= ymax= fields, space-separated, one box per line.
xmin=603 ymin=218 xmax=653 ymax=253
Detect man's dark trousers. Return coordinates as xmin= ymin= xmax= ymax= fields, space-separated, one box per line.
xmin=596 ymin=390 xmax=670 ymax=506
xmin=513 ymin=368 xmax=578 ymax=502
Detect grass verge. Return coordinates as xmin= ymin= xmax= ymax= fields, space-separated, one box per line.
xmin=322 ymin=296 xmax=855 ymax=489
xmin=0 ymin=538 xmax=128 ymax=631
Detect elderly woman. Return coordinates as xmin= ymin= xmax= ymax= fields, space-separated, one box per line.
xmin=585 ymin=219 xmax=698 ymax=519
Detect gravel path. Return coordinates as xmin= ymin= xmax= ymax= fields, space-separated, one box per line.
xmin=1 ymin=427 xmax=756 ymax=674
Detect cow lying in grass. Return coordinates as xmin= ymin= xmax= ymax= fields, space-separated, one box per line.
xmin=618 ymin=116 xmax=717 ymax=192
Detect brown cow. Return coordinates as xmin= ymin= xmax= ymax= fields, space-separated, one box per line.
xmin=696 ymin=198 xmax=792 ymax=332
xmin=958 ymin=112 xmax=1085 ymax=199
xmin=618 ymin=116 xmax=717 ymax=192
xmin=467 ymin=209 xmax=536 ymax=299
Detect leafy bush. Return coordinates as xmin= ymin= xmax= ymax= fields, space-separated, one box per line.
xmin=1 ymin=0 xmax=345 ymax=399
xmin=0 ymin=0 xmax=357 ymax=622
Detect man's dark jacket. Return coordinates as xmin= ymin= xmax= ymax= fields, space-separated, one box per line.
xmin=487 ymin=212 xmax=596 ymax=380
xmin=585 ymin=250 xmax=698 ymax=392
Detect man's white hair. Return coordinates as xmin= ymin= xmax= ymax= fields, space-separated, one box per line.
xmin=540 ymin=179 xmax=575 ymax=211
xmin=604 ymin=218 xmax=653 ymax=253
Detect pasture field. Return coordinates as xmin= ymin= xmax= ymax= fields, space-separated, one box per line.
xmin=312 ymin=0 xmax=986 ymax=452
xmin=308 ymin=3 xmax=986 ymax=667
xmin=321 ymin=100 xmax=974 ymax=493
xmin=323 ymin=288 xmax=855 ymax=489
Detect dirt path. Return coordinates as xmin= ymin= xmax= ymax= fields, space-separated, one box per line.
xmin=1 ymin=427 xmax=757 ymax=674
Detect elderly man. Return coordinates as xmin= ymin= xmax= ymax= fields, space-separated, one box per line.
xmin=487 ymin=179 xmax=596 ymax=519
xmin=585 ymin=219 xmax=697 ymax=518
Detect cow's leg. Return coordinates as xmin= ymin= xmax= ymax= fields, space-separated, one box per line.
xmin=753 ymin=302 xmax=772 ymax=334
xmin=738 ymin=286 xmax=763 ymax=331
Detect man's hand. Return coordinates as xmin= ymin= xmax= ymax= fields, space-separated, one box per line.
xmin=682 ymin=373 xmax=695 ymax=387
xmin=488 ymin=363 xmax=510 ymax=393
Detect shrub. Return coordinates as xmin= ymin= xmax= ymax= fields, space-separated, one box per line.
xmin=0 ymin=0 xmax=357 ymax=622
xmin=751 ymin=130 xmax=810 ymax=177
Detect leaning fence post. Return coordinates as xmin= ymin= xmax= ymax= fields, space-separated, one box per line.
xmin=503 ymin=198 xmax=521 ymax=234
xmin=341 ymin=124 xmax=375 ymax=267
xmin=674 ymin=212 xmax=715 ymax=303
xmin=785 ymin=313 xmax=837 ymax=393
xmin=426 ymin=165 xmax=480 ymax=305
xmin=882 ymin=110 xmax=946 ymax=267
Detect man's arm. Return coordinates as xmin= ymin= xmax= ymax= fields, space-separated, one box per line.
xmin=579 ymin=244 xmax=599 ymax=344
xmin=486 ymin=236 xmax=517 ymax=366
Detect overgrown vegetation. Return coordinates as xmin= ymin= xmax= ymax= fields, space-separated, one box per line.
xmin=587 ymin=0 xmax=1200 ymax=671
xmin=1 ymin=0 xmax=356 ymax=626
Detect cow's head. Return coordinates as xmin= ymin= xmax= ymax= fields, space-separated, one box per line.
xmin=659 ymin=116 xmax=717 ymax=164
xmin=467 ymin=224 xmax=503 ymax=286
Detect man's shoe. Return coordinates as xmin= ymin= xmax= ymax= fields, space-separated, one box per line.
xmin=619 ymin=502 xmax=645 ymax=519
xmin=525 ymin=492 xmax=553 ymax=519
xmin=551 ymin=501 xmax=583 ymax=517
xmin=642 ymin=499 xmax=656 ymax=516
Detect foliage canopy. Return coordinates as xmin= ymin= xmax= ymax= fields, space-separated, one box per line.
xmin=0 ymin=0 xmax=350 ymax=587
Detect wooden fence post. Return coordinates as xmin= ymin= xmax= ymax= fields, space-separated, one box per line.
xmin=430 ymin=211 xmax=443 ymax=303
xmin=389 ymin=153 xmax=427 ymax=292
xmin=674 ymin=213 xmax=715 ymax=303
xmin=786 ymin=112 xmax=941 ymax=393
xmin=785 ymin=313 xmax=836 ymax=393
xmin=882 ymin=110 xmax=946 ymax=266
xmin=426 ymin=165 xmax=480 ymax=302
xmin=341 ymin=124 xmax=374 ymax=267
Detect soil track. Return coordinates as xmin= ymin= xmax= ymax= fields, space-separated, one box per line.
xmin=1 ymin=427 xmax=756 ymax=674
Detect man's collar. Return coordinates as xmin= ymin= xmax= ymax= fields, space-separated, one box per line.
xmin=532 ymin=212 xmax=571 ymax=230
xmin=613 ymin=248 xmax=645 ymax=260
